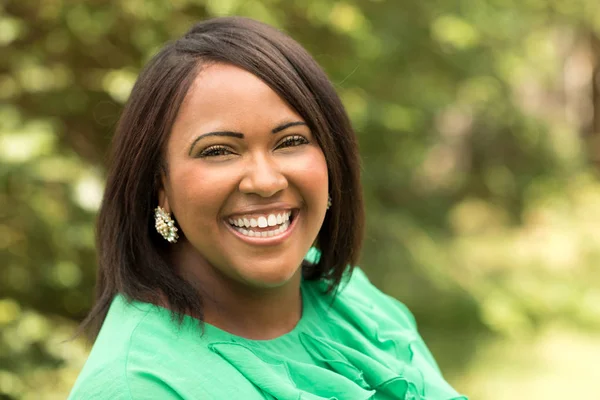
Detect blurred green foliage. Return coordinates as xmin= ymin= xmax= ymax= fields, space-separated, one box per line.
xmin=2 ymin=0 xmax=600 ymax=398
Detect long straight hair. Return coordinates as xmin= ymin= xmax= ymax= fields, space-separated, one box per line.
xmin=80 ymin=17 xmax=364 ymax=340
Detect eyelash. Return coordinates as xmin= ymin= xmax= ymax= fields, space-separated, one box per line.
xmin=198 ymin=135 xmax=309 ymax=158
xmin=198 ymin=145 xmax=231 ymax=158
xmin=277 ymin=135 xmax=309 ymax=149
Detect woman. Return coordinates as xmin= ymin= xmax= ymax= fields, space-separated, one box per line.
xmin=69 ymin=17 xmax=466 ymax=400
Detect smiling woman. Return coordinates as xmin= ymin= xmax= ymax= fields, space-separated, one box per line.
xmin=160 ymin=63 xmax=329 ymax=294
xmin=68 ymin=17 xmax=467 ymax=400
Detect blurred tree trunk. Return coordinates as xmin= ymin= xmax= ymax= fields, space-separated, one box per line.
xmin=585 ymin=33 xmax=600 ymax=166
xmin=592 ymin=34 xmax=600 ymax=136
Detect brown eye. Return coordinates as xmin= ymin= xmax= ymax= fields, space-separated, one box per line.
xmin=277 ymin=135 xmax=309 ymax=149
xmin=198 ymin=145 xmax=232 ymax=158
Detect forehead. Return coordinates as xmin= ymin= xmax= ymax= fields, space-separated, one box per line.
xmin=189 ymin=63 xmax=272 ymax=101
xmin=171 ymin=63 xmax=303 ymax=136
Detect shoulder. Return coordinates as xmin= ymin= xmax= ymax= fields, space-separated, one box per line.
xmin=304 ymin=247 xmax=417 ymax=328
xmin=336 ymin=266 xmax=418 ymax=329
xmin=68 ymin=295 xmax=262 ymax=400
xmin=304 ymin=248 xmax=417 ymax=329
xmin=68 ymin=295 xmax=185 ymax=399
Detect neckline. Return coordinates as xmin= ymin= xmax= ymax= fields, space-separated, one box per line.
xmin=119 ymin=279 xmax=319 ymax=345
xmin=201 ymin=280 xmax=317 ymax=344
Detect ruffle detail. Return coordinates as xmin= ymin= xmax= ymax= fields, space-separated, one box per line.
xmin=206 ymin=267 xmax=468 ymax=400
xmin=209 ymin=341 xmax=375 ymax=400
xmin=326 ymin=269 xmax=468 ymax=400
xmin=299 ymin=333 xmax=424 ymax=399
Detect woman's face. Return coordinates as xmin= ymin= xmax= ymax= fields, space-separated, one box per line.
xmin=159 ymin=63 xmax=329 ymax=289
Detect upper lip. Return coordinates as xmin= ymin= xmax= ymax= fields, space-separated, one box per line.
xmin=225 ymin=204 xmax=297 ymax=218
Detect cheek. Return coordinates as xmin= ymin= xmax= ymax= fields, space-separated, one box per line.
xmin=170 ymin=163 xmax=236 ymax=222
xmin=287 ymin=148 xmax=329 ymax=200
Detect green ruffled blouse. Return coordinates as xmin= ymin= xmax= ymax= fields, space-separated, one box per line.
xmin=69 ymin=256 xmax=467 ymax=399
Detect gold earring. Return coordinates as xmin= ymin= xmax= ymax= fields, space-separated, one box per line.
xmin=155 ymin=206 xmax=179 ymax=243
xmin=327 ymin=195 xmax=332 ymax=210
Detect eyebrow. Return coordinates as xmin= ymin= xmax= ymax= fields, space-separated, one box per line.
xmin=271 ymin=121 xmax=307 ymax=134
xmin=188 ymin=121 xmax=308 ymax=155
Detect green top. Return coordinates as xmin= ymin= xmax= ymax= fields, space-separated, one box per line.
xmin=69 ymin=263 xmax=466 ymax=399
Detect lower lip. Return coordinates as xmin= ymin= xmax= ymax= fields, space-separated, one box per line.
xmin=225 ymin=212 xmax=299 ymax=246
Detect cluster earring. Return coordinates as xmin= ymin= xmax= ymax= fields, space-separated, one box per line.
xmin=155 ymin=206 xmax=179 ymax=243
xmin=327 ymin=195 xmax=332 ymax=210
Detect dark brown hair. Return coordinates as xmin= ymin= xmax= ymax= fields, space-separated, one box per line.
xmin=81 ymin=16 xmax=364 ymax=339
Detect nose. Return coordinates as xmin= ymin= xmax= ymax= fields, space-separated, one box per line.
xmin=238 ymin=154 xmax=288 ymax=197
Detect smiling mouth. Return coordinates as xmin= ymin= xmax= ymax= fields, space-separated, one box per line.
xmin=226 ymin=209 xmax=298 ymax=238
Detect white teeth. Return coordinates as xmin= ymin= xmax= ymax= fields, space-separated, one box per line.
xmin=228 ymin=211 xmax=294 ymax=233
xmin=231 ymin=220 xmax=290 ymax=238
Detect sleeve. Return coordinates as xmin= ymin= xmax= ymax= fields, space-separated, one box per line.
xmin=67 ymin=368 xmax=132 ymax=400
xmin=127 ymin=371 xmax=186 ymax=400
xmin=67 ymin=366 xmax=186 ymax=400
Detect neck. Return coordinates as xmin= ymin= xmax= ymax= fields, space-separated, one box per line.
xmin=203 ymin=274 xmax=303 ymax=340
xmin=170 ymin=243 xmax=304 ymax=340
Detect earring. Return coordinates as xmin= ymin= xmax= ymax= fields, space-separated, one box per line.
xmin=155 ymin=206 xmax=179 ymax=243
xmin=327 ymin=195 xmax=332 ymax=210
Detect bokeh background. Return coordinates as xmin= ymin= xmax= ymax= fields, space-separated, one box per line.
xmin=2 ymin=0 xmax=600 ymax=398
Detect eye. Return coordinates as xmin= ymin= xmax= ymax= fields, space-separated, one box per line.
xmin=276 ymin=135 xmax=309 ymax=149
xmin=198 ymin=145 xmax=233 ymax=158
